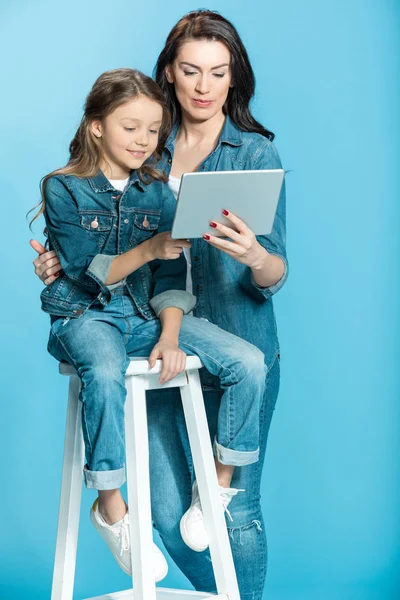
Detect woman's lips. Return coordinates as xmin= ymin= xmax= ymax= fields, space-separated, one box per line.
xmin=192 ymin=98 xmax=213 ymax=107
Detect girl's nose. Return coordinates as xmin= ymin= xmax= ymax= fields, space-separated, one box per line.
xmin=136 ymin=133 xmax=149 ymax=146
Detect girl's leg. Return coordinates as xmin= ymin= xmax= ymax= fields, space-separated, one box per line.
xmin=130 ymin=314 xmax=267 ymax=469
xmin=48 ymin=313 xmax=129 ymax=498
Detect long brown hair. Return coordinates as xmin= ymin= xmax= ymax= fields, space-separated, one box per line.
xmin=154 ymin=10 xmax=274 ymax=140
xmin=30 ymin=68 xmax=171 ymax=227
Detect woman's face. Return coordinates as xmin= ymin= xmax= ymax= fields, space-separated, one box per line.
xmin=166 ymin=39 xmax=233 ymax=123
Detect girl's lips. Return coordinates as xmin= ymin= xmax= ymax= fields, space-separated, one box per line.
xmin=127 ymin=150 xmax=146 ymax=157
xmin=192 ymin=98 xmax=213 ymax=107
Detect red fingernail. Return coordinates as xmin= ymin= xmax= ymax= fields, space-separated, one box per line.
xmin=54 ymin=272 xmax=60 ymax=278
xmin=222 ymin=209 xmax=229 ymax=216
xmin=203 ymin=234 xmax=210 ymax=240
xmin=209 ymin=221 xmax=217 ymax=228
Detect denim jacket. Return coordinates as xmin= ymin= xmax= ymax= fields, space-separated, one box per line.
xmin=41 ymin=170 xmax=196 ymax=319
xmin=158 ymin=116 xmax=288 ymax=370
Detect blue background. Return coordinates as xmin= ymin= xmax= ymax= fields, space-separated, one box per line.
xmin=1 ymin=1 xmax=399 ymax=599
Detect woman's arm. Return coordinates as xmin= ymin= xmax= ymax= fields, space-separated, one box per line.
xmin=202 ymin=141 xmax=288 ymax=301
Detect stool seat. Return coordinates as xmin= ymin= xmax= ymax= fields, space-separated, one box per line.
xmin=52 ymin=356 xmax=240 ymax=600
xmin=59 ymin=356 xmax=203 ymax=377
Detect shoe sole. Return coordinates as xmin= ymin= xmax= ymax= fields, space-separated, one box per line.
xmin=179 ymin=514 xmax=209 ymax=553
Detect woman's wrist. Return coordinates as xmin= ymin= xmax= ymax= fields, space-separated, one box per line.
xmin=250 ymin=244 xmax=270 ymax=271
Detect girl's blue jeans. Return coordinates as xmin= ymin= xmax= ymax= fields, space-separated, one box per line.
xmin=147 ymin=356 xmax=280 ymax=600
xmin=48 ymin=290 xmax=266 ymax=490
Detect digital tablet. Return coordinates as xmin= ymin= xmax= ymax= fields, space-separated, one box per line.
xmin=171 ymin=169 xmax=284 ymax=239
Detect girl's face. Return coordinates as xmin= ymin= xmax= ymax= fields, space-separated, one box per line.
xmin=166 ymin=39 xmax=233 ymax=123
xmin=91 ymin=95 xmax=163 ymax=179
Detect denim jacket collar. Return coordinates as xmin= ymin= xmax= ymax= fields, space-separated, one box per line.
xmin=88 ymin=169 xmax=146 ymax=193
xmin=164 ymin=115 xmax=244 ymax=157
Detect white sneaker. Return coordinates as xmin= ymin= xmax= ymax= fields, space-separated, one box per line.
xmin=90 ymin=499 xmax=168 ymax=581
xmin=180 ymin=480 xmax=243 ymax=552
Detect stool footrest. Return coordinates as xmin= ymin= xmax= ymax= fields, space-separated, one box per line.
xmin=84 ymin=588 xmax=228 ymax=600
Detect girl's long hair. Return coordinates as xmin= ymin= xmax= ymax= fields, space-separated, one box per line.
xmin=30 ymin=68 xmax=171 ymax=227
xmin=154 ymin=10 xmax=274 ymax=141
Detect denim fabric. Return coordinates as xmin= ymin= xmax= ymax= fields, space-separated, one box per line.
xmin=147 ymin=356 xmax=280 ymax=600
xmin=158 ymin=116 xmax=288 ymax=369
xmin=41 ymin=170 xmax=196 ymax=319
xmin=148 ymin=117 xmax=288 ymax=599
xmin=47 ymin=289 xmax=266 ymax=489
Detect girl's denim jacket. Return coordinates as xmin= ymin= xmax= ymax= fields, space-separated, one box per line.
xmin=158 ymin=117 xmax=288 ymax=370
xmin=41 ymin=170 xmax=196 ymax=320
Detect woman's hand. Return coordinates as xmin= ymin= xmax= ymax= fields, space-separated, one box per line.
xmin=202 ymin=210 xmax=267 ymax=269
xmin=148 ymin=338 xmax=187 ymax=384
xmin=147 ymin=232 xmax=191 ymax=261
xmin=30 ymin=239 xmax=61 ymax=285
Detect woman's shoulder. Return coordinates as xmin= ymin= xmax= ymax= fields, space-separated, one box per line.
xmin=238 ymin=131 xmax=282 ymax=168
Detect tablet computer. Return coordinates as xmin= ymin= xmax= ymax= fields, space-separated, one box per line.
xmin=171 ymin=169 xmax=284 ymax=239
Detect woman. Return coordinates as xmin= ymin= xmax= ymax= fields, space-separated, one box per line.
xmin=31 ymin=10 xmax=288 ymax=600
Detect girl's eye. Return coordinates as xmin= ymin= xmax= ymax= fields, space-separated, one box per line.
xmin=149 ymin=130 xmax=159 ymax=135
xmin=183 ymin=71 xmax=197 ymax=76
xmin=124 ymin=127 xmax=136 ymax=132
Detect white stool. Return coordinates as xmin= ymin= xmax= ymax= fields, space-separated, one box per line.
xmin=51 ymin=356 xmax=240 ymax=600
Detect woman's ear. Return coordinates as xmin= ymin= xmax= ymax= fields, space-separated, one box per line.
xmin=165 ymin=65 xmax=174 ymax=84
xmin=91 ymin=120 xmax=102 ymax=138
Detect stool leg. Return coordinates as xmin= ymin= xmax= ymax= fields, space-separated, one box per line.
xmin=124 ymin=375 xmax=157 ymax=600
xmin=51 ymin=376 xmax=85 ymax=600
xmin=180 ymin=369 xmax=241 ymax=600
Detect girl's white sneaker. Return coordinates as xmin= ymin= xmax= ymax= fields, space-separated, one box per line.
xmin=90 ymin=499 xmax=168 ymax=581
xmin=179 ymin=480 xmax=243 ymax=552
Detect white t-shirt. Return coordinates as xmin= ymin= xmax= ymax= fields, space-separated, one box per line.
xmin=168 ymin=175 xmax=193 ymax=295
xmin=108 ymin=177 xmax=129 ymax=192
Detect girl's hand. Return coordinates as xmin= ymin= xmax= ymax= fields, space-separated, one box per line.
xmin=148 ymin=338 xmax=187 ymax=384
xmin=30 ymin=239 xmax=61 ymax=285
xmin=202 ymin=210 xmax=268 ymax=268
xmin=147 ymin=232 xmax=191 ymax=261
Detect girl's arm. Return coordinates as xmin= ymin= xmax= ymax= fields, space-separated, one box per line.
xmin=148 ymin=306 xmax=186 ymax=384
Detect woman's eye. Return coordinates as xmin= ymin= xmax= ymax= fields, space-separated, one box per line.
xmin=183 ymin=71 xmax=196 ymax=76
xmin=213 ymin=73 xmax=225 ymax=78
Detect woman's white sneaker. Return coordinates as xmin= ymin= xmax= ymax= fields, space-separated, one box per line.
xmin=90 ymin=499 xmax=168 ymax=581
xmin=180 ymin=480 xmax=243 ymax=552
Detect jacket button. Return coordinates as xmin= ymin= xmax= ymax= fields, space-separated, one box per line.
xmin=74 ymin=309 xmax=83 ymax=315
xmin=124 ymin=219 xmax=129 ymax=224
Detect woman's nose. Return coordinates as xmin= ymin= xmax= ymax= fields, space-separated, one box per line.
xmin=195 ymin=75 xmax=210 ymax=94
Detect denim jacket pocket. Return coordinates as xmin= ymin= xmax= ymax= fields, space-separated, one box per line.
xmin=79 ymin=212 xmax=113 ymax=247
xmin=130 ymin=208 xmax=161 ymax=244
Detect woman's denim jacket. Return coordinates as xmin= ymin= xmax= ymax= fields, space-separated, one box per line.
xmin=41 ymin=170 xmax=196 ymax=320
xmin=158 ymin=117 xmax=288 ymax=370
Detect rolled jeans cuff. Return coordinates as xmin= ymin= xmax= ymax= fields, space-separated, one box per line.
xmin=213 ymin=439 xmax=259 ymax=467
xmin=84 ymin=465 xmax=126 ymax=490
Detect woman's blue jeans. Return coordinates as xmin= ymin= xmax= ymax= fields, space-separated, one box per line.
xmin=47 ymin=291 xmax=267 ymax=489
xmin=147 ymin=356 xmax=280 ymax=600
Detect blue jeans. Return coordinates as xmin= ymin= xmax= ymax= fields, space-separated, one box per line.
xmin=147 ymin=356 xmax=280 ymax=600
xmin=48 ymin=290 xmax=267 ymax=489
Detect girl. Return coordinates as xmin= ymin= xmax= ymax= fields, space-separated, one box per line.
xmin=32 ymin=68 xmax=267 ymax=580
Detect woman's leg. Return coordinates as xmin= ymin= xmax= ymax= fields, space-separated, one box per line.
xmin=148 ymin=357 xmax=280 ymax=600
